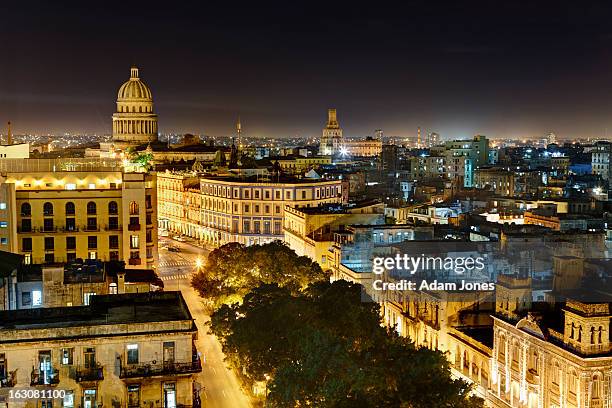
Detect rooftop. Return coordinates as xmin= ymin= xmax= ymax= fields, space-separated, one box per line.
xmin=0 ymin=291 xmax=192 ymax=333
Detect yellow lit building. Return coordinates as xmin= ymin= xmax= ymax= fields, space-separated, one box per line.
xmin=200 ymin=176 xmax=345 ymax=247
xmin=157 ymin=171 xmax=202 ymax=239
xmin=275 ymin=156 xmax=332 ymax=175
xmin=0 ymin=292 xmax=200 ymax=407
xmin=0 ymin=158 xmax=158 ymax=269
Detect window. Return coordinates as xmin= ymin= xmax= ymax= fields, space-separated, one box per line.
xmin=32 ymin=290 xmax=42 ymax=306
xmin=244 ymin=204 xmax=250 ymax=213
xmin=87 ymin=201 xmax=96 ymax=215
xmin=63 ymin=391 xmax=75 ymax=408
xmin=0 ymin=238 xmax=7 ymax=245
xmin=22 ymin=292 xmax=32 ymax=307
xmin=88 ymin=183 xmax=96 ymax=189
xmin=127 ymin=344 xmax=139 ymax=364
xmin=108 ymin=201 xmax=118 ymax=215
xmin=65 ymin=202 xmax=75 ymax=216
xmin=129 ymin=216 xmax=139 ymax=226
xmin=44 ymin=237 xmax=54 ymax=250
xmin=61 ymin=348 xmax=73 ymax=365
xmin=44 ymin=218 xmax=54 ymax=232
xmin=146 ymin=213 xmax=152 ymax=225
xmin=110 ymin=251 xmax=119 ymax=261
xmin=65 ymin=217 xmax=76 ymax=231
xmin=129 ymin=201 xmax=139 ymax=215
xmin=21 ymin=202 xmax=31 ymax=216
xmin=43 ymin=218 xmax=54 ymax=232
xmin=22 ymin=237 xmax=33 ymax=251
xmin=43 ymin=202 xmax=53 ymax=216
xmin=66 ymin=236 xmax=76 ymax=250
xmin=0 ymin=203 xmax=6 ymax=210
xmin=130 ymin=235 xmax=139 ymax=249
xmin=274 ymin=221 xmax=281 ymax=235
xmin=254 ymin=190 xmax=260 ymax=199
xmin=254 ymin=221 xmax=261 ymax=234
xmin=88 ymin=236 xmax=97 ymax=249
xmin=108 ymin=216 xmax=119 ymax=229
xmin=87 ymin=217 xmax=97 ymax=230
xmin=84 ymin=292 xmax=96 ymax=305
xmin=44 ymin=253 xmax=54 ymax=263
xmin=109 ymin=283 xmax=118 ymax=294
xmin=24 ymin=253 xmax=31 ymax=264
xmin=65 ymin=183 xmax=76 ymax=190
xmin=0 ymin=221 xmax=6 ymax=228
xmin=127 ymin=385 xmax=140 ymax=407
xmin=243 ymin=220 xmax=250 ymax=233
xmin=254 ymin=205 xmax=260 ymax=213
xmin=67 ymin=252 xmax=76 ymax=262
xmin=109 ymin=235 xmax=119 ymax=249
xmin=21 ymin=218 xmax=31 ymax=232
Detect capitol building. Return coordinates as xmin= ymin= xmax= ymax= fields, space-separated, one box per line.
xmin=111 ymin=66 xmax=159 ymax=149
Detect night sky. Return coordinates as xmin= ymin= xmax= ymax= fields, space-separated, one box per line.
xmin=3 ymin=1 xmax=612 ymax=140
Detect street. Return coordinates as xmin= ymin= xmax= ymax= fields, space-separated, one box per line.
xmin=158 ymin=237 xmax=252 ymax=408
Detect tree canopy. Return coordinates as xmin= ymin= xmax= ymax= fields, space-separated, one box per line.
xmin=191 ymin=241 xmax=328 ymax=307
xmin=210 ymin=280 xmax=483 ymax=408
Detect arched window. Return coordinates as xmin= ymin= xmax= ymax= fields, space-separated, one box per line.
xmin=65 ymin=202 xmax=75 ymax=216
xmin=108 ymin=201 xmax=118 ymax=215
xmin=21 ymin=202 xmax=31 ymax=216
xmin=129 ymin=201 xmax=139 ymax=215
xmin=87 ymin=201 xmax=97 ymax=215
xmin=43 ymin=202 xmax=53 ymax=216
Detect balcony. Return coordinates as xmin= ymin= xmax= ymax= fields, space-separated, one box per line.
xmin=0 ymin=375 xmax=15 ymax=388
xmin=31 ymin=368 xmax=60 ymax=386
xmin=129 ymin=258 xmax=142 ymax=265
xmin=75 ymin=365 xmax=104 ymax=382
xmin=105 ymin=224 xmax=121 ymax=231
xmin=119 ymin=360 xmax=202 ymax=379
xmin=128 ymin=223 xmax=141 ymax=231
xmin=85 ymin=225 xmax=100 ymax=232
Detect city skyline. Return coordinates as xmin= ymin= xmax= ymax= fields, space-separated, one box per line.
xmin=4 ymin=2 xmax=612 ymax=139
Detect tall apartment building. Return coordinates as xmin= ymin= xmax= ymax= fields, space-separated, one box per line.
xmin=199 ymin=176 xmax=345 ymax=247
xmin=0 ymin=292 xmax=201 ymax=407
xmin=0 ymin=158 xmax=157 ymax=269
xmin=592 ymin=142 xmax=611 ymax=187
xmin=431 ymin=135 xmax=490 ymax=187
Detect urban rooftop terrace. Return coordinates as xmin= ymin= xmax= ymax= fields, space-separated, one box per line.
xmin=0 ymin=291 xmax=193 ymax=332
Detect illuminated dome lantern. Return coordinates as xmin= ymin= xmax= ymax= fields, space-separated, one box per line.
xmin=112 ymin=66 xmax=158 ymax=149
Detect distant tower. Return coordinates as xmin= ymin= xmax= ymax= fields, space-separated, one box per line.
xmin=236 ymin=116 xmax=242 ymax=150
xmin=417 ymin=127 xmax=421 ymax=148
xmin=319 ymin=108 xmax=343 ymax=155
xmin=6 ymin=121 xmax=12 ymax=146
xmin=547 ymin=132 xmax=557 ymax=145
xmin=375 ymin=129 xmax=383 ymax=139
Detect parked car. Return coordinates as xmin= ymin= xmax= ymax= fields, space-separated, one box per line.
xmin=167 ymin=246 xmax=181 ymax=252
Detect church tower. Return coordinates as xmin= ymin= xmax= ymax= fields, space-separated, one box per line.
xmin=319 ymin=108 xmax=343 ymax=155
xmin=112 ymin=66 xmax=158 ymax=150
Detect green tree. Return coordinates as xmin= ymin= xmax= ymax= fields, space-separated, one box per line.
xmin=191 ymin=241 xmax=327 ymax=307
xmin=210 ymin=280 xmax=483 ymax=408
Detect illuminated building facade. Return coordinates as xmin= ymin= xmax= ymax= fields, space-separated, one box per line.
xmin=199 ymin=176 xmax=345 ymax=247
xmin=319 ymin=108 xmax=343 ymax=156
xmin=0 ymin=159 xmax=157 ymax=269
xmin=111 ymin=67 xmax=158 ymax=150
xmin=0 ymin=292 xmax=200 ymax=407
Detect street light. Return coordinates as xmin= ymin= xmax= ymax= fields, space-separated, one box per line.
xmin=195 ymin=257 xmax=203 ymax=269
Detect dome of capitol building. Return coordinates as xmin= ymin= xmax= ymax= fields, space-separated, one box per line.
xmin=112 ymin=66 xmax=158 ymax=149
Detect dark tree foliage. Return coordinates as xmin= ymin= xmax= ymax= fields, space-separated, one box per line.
xmin=210 ymin=281 xmax=483 ymax=408
xmin=191 ymin=241 xmax=328 ymax=307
